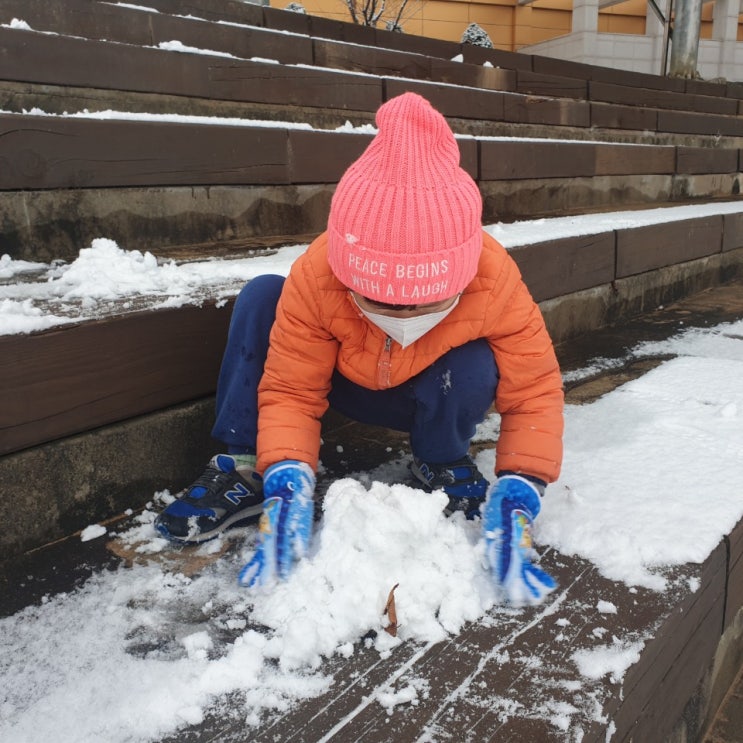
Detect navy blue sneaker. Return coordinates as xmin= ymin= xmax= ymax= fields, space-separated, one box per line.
xmin=410 ymin=455 xmax=488 ymax=519
xmin=155 ymin=455 xmax=263 ymax=543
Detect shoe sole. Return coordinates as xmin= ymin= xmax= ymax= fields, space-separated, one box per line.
xmin=155 ymin=503 xmax=264 ymax=545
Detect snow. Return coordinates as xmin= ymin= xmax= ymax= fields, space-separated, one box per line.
xmin=572 ymin=639 xmax=645 ymax=683
xmin=106 ymin=3 xmax=160 ymax=12
xmin=538 ymin=351 xmax=743 ymax=591
xmin=486 ymin=200 xmax=743 ymax=246
xmin=596 ymin=600 xmax=618 ymax=615
xmin=1 ymin=318 xmax=741 ymax=741
xmin=157 ymin=39 xmax=237 ymax=58
xmin=80 ymin=524 xmax=108 ymax=542
xmin=6 ymin=106 xmax=315 ymax=130
xmin=2 ymin=18 xmax=31 ymax=30
xmin=0 ymin=238 xmax=307 ymax=335
xmin=4 ymin=201 xmax=743 ymax=336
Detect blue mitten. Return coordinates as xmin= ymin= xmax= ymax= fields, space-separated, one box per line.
xmin=482 ymin=475 xmax=556 ymax=606
xmin=238 ymin=460 xmax=315 ymax=588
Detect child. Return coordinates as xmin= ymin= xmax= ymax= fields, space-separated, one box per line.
xmin=156 ymin=92 xmax=564 ymax=605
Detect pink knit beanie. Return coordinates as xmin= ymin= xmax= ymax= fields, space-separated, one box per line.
xmin=327 ymin=92 xmax=483 ymax=305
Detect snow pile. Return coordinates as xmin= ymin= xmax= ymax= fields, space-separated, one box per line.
xmin=250 ymin=480 xmax=494 ymax=671
xmin=0 ymin=239 xmax=306 ymax=334
xmin=1 ymin=18 xmax=31 ymax=30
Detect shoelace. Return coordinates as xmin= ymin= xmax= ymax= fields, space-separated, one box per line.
xmin=188 ymin=464 xmax=236 ymax=499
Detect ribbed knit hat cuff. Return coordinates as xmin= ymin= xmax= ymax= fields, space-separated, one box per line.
xmin=327 ymin=223 xmax=482 ymax=304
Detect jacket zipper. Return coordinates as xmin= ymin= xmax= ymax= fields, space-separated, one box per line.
xmin=378 ymin=336 xmax=392 ymax=388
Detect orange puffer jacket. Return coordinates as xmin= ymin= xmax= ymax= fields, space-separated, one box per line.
xmin=257 ymin=231 xmax=564 ymax=483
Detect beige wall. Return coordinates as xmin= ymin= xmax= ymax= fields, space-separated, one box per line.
xmin=272 ymin=0 xmax=742 ymax=51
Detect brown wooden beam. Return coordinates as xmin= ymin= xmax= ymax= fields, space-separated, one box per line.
xmin=0 ymin=302 xmax=233 ymax=455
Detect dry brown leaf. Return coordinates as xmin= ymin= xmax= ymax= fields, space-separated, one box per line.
xmin=383 ymin=583 xmax=400 ymax=637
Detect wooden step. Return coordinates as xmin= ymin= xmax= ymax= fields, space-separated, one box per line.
xmin=4 ymin=5 xmax=743 ymax=138
xmin=3 ymin=207 xmax=742 ymax=457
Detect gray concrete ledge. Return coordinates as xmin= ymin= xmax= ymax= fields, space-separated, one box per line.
xmin=0 ymin=399 xmax=219 ymax=562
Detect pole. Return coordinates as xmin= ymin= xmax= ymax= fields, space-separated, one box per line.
xmin=668 ymin=0 xmax=703 ymax=78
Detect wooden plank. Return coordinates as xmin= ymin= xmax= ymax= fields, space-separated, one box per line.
xmin=288 ymin=130 xmax=372 ymax=183
xmin=206 ymin=61 xmax=383 ymax=112
xmin=657 ymin=110 xmax=743 ymax=137
xmin=0 ymin=114 xmax=291 ymax=189
xmin=587 ymin=65 xmax=687 ymax=92
xmin=289 ymin=108 xmax=477 ymax=183
xmin=725 ymin=81 xmax=743 ymax=100
xmin=502 ymin=92 xmax=591 ymax=127
xmin=516 ymin=69 xmax=587 ymax=99
xmin=480 ymin=140 xmax=596 ymax=180
xmin=590 ymin=101 xmax=658 ymax=132
xmin=676 ymin=90 xmax=740 ymax=116
xmin=532 ymin=53 xmax=597 ymax=81
xmin=262 ymin=5 xmax=311 ymax=34
xmin=595 ymin=143 xmax=675 ymax=176
xmin=374 ymin=27 xmax=461 ymax=59
xmin=1 ymin=0 xmax=156 ymax=46
xmin=616 ymin=216 xmax=724 ymax=278
xmin=459 ymin=562 xmax=678 ymax=743
xmin=1 ymin=0 xmax=314 ymax=65
xmin=590 ymin=80 xmax=738 ymax=116
xmin=235 ymin=549 xmax=716 ymax=742
xmin=309 ymin=13 xmax=378 ymax=45
xmin=429 ymin=57 xmax=515 ymax=92
xmin=460 ymin=45 xmax=533 ymax=72
xmin=676 ymin=147 xmax=740 ymax=175
xmin=312 ymin=39 xmax=514 ymax=93
xmin=147 ymin=7 xmax=314 ymax=65
xmin=685 ymin=78 xmax=729 ymax=98
xmin=129 ymin=0 xmax=266 ymax=26
xmin=384 ymin=78 xmax=506 ymax=123
xmin=725 ymin=517 xmax=743 ymax=628
xmin=722 ymin=212 xmax=743 ymax=253
xmin=0 ymin=26 xmax=208 ymax=93
xmin=0 ymin=303 xmax=233 ymax=456
xmin=0 ymin=28 xmax=382 ymax=113
xmin=457 ymin=138 xmax=479 ymax=181
xmin=313 ymin=38 xmax=431 ymax=80
xmin=509 ymin=233 xmax=616 ymax=301
xmin=614 ymin=541 xmax=726 ymax=741
xmin=680 ymin=89 xmax=738 ymax=116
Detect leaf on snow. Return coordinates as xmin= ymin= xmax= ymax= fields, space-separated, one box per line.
xmin=383 ymin=583 xmax=400 ymax=637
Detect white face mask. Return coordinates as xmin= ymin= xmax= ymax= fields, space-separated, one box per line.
xmin=355 ymin=296 xmax=460 ymax=348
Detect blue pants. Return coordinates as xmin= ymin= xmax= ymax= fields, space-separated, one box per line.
xmin=212 ymin=275 xmax=499 ymax=464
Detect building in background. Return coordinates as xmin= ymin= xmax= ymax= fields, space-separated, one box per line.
xmin=269 ymin=0 xmax=743 ymax=80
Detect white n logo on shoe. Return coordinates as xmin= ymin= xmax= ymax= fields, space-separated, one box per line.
xmin=223 ymin=482 xmax=251 ymax=506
